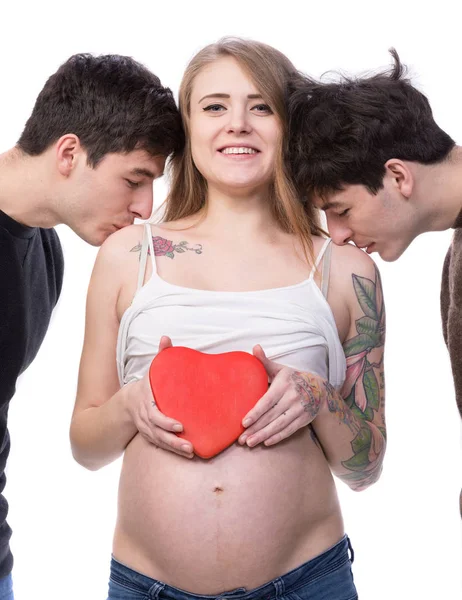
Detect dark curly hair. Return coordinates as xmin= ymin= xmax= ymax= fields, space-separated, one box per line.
xmin=18 ymin=53 xmax=184 ymax=166
xmin=287 ymin=49 xmax=455 ymax=200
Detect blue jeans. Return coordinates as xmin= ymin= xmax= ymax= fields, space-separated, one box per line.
xmin=0 ymin=574 xmax=13 ymax=600
xmin=107 ymin=535 xmax=357 ymax=600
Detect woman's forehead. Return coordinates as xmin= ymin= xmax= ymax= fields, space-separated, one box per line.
xmin=190 ymin=57 xmax=260 ymax=102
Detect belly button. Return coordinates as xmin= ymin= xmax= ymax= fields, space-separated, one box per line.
xmin=213 ymin=486 xmax=224 ymax=494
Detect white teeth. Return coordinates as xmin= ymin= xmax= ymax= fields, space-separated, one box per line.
xmin=221 ymin=147 xmax=257 ymax=155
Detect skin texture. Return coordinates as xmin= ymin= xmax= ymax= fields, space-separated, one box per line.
xmin=71 ymin=56 xmax=386 ymax=593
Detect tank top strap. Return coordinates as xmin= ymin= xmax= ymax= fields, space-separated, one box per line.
xmin=136 ymin=223 xmax=157 ymax=291
xmin=309 ymin=237 xmax=331 ymax=280
xmin=320 ymin=239 xmax=333 ymax=298
xmin=147 ymin=224 xmax=157 ymax=272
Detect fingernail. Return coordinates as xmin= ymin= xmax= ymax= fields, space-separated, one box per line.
xmin=181 ymin=444 xmax=192 ymax=452
xmin=247 ymin=437 xmax=256 ymax=448
xmin=239 ymin=435 xmax=247 ymax=445
xmin=243 ymin=418 xmax=252 ymax=427
xmin=173 ymin=424 xmax=183 ymax=432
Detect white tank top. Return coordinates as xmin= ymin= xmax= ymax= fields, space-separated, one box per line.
xmin=117 ymin=224 xmax=346 ymax=389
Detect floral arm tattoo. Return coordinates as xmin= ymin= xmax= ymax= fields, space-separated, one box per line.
xmin=315 ymin=266 xmax=386 ymax=490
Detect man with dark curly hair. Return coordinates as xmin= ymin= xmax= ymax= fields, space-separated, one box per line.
xmin=287 ymin=50 xmax=461 ymax=514
xmin=0 ymin=53 xmax=183 ymax=598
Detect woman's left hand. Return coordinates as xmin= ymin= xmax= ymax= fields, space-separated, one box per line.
xmin=238 ymin=345 xmax=327 ymax=447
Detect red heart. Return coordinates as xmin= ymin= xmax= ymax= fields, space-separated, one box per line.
xmin=149 ymin=347 xmax=269 ymax=459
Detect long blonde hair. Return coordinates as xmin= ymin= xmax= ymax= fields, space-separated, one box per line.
xmin=164 ymin=37 xmax=324 ymax=264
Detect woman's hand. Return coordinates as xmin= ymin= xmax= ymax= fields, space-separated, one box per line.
xmin=126 ymin=336 xmax=194 ymax=459
xmin=238 ymin=345 xmax=328 ymax=448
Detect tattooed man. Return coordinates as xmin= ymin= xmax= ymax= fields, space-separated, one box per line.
xmin=288 ymin=50 xmax=462 ymax=514
xmin=0 ymin=55 xmax=182 ymax=598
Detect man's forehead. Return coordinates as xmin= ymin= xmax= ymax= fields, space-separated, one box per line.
xmin=313 ymin=194 xmax=343 ymax=210
xmin=316 ymin=199 xmax=344 ymax=211
xmin=313 ymin=188 xmax=358 ymax=210
xmin=122 ymin=153 xmax=166 ymax=177
xmin=129 ymin=167 xmax=157 ymax=178
xmin=110 ymin=148 xmax=164 ymax=165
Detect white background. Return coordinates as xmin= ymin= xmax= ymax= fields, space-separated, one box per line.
xmin=1 ymin=1 xmax=461 ymax=598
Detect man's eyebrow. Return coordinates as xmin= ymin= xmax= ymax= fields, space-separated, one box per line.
xmin=130 ymin=168 xmax=155 ymax=178
xmin=319 ymin=200 xmax=342 ymax=211
xmin=198 ymin=93 xmax=263 ymax=103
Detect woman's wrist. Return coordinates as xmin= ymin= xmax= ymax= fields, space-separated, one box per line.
xmin=118 ymin=381 xmax=138 ymax=427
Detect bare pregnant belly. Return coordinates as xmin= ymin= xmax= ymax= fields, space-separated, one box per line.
xmin=113 ymin=428 xmax=344 ymax=594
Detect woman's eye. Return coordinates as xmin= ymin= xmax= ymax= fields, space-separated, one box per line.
xmin=339 ymin=209 xmax=350 ymax=217
xmin=203 ymin=104 xmax=225 ymax=112
xmin=252 ymin=103 xmax=273 ymax=114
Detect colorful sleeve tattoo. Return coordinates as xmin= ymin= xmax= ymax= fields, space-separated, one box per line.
xmin=308 ymin=265 xmax=386 ymax=490
xmin=337 ymin=266 xmax=386 ymax=489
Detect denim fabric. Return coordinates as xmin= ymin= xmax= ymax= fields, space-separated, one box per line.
xmin=0 ymin=573 xmax=13 ymax=600
xmin=107 ymin=535 xmax=357 ymax=600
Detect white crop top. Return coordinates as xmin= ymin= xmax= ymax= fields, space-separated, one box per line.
xmin=116 ymin=224 xmax=346 ymax=389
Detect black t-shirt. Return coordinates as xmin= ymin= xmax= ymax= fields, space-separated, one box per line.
xmin=0 ymin=209 xmax=64 ymax=577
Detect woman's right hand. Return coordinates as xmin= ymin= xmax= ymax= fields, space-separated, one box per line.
xmin=126 ymin=336 xmax=195 ymax=459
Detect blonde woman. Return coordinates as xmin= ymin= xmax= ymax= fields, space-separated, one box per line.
xmin=71 ymin=38 xmax=386 ymax=600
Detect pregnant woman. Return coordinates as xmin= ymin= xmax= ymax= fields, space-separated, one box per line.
xmin=70 ymin=38 xmax=386 ymax=600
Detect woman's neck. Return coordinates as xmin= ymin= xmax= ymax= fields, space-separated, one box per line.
xmin=199 ymin=184 xmax=278 ymax=241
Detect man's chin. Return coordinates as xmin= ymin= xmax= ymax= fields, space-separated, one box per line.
xmin=77 ymin=229 xmax=107 ymax=247
xmin=377 ymin=245 xmax=405 ymax=262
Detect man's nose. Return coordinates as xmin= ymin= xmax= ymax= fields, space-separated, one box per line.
xmin=131 ymin=187 xmax=154 ymax=221
xmin=326 ymin=217 xmax=352 ymax=246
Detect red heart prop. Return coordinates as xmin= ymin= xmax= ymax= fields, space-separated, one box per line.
xmin=149 ymin=347 xmax=268 ymax=459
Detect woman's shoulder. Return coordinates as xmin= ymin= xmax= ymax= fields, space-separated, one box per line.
xmin=323 ymin=241 xmax=383 ymax=343
xmin=328 ymin=240 xmax=377 ymax=274
xmin=311 ymin=235 xmax=376 ymax=271
xmin=329 ymin=241 xmax=381 ymax=310
xmin=96 ymin=223 xmax=146 ymax=263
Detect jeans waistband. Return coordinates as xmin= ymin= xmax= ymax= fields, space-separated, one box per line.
xmin=110 ymin=534 xmax=353 ymax=600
